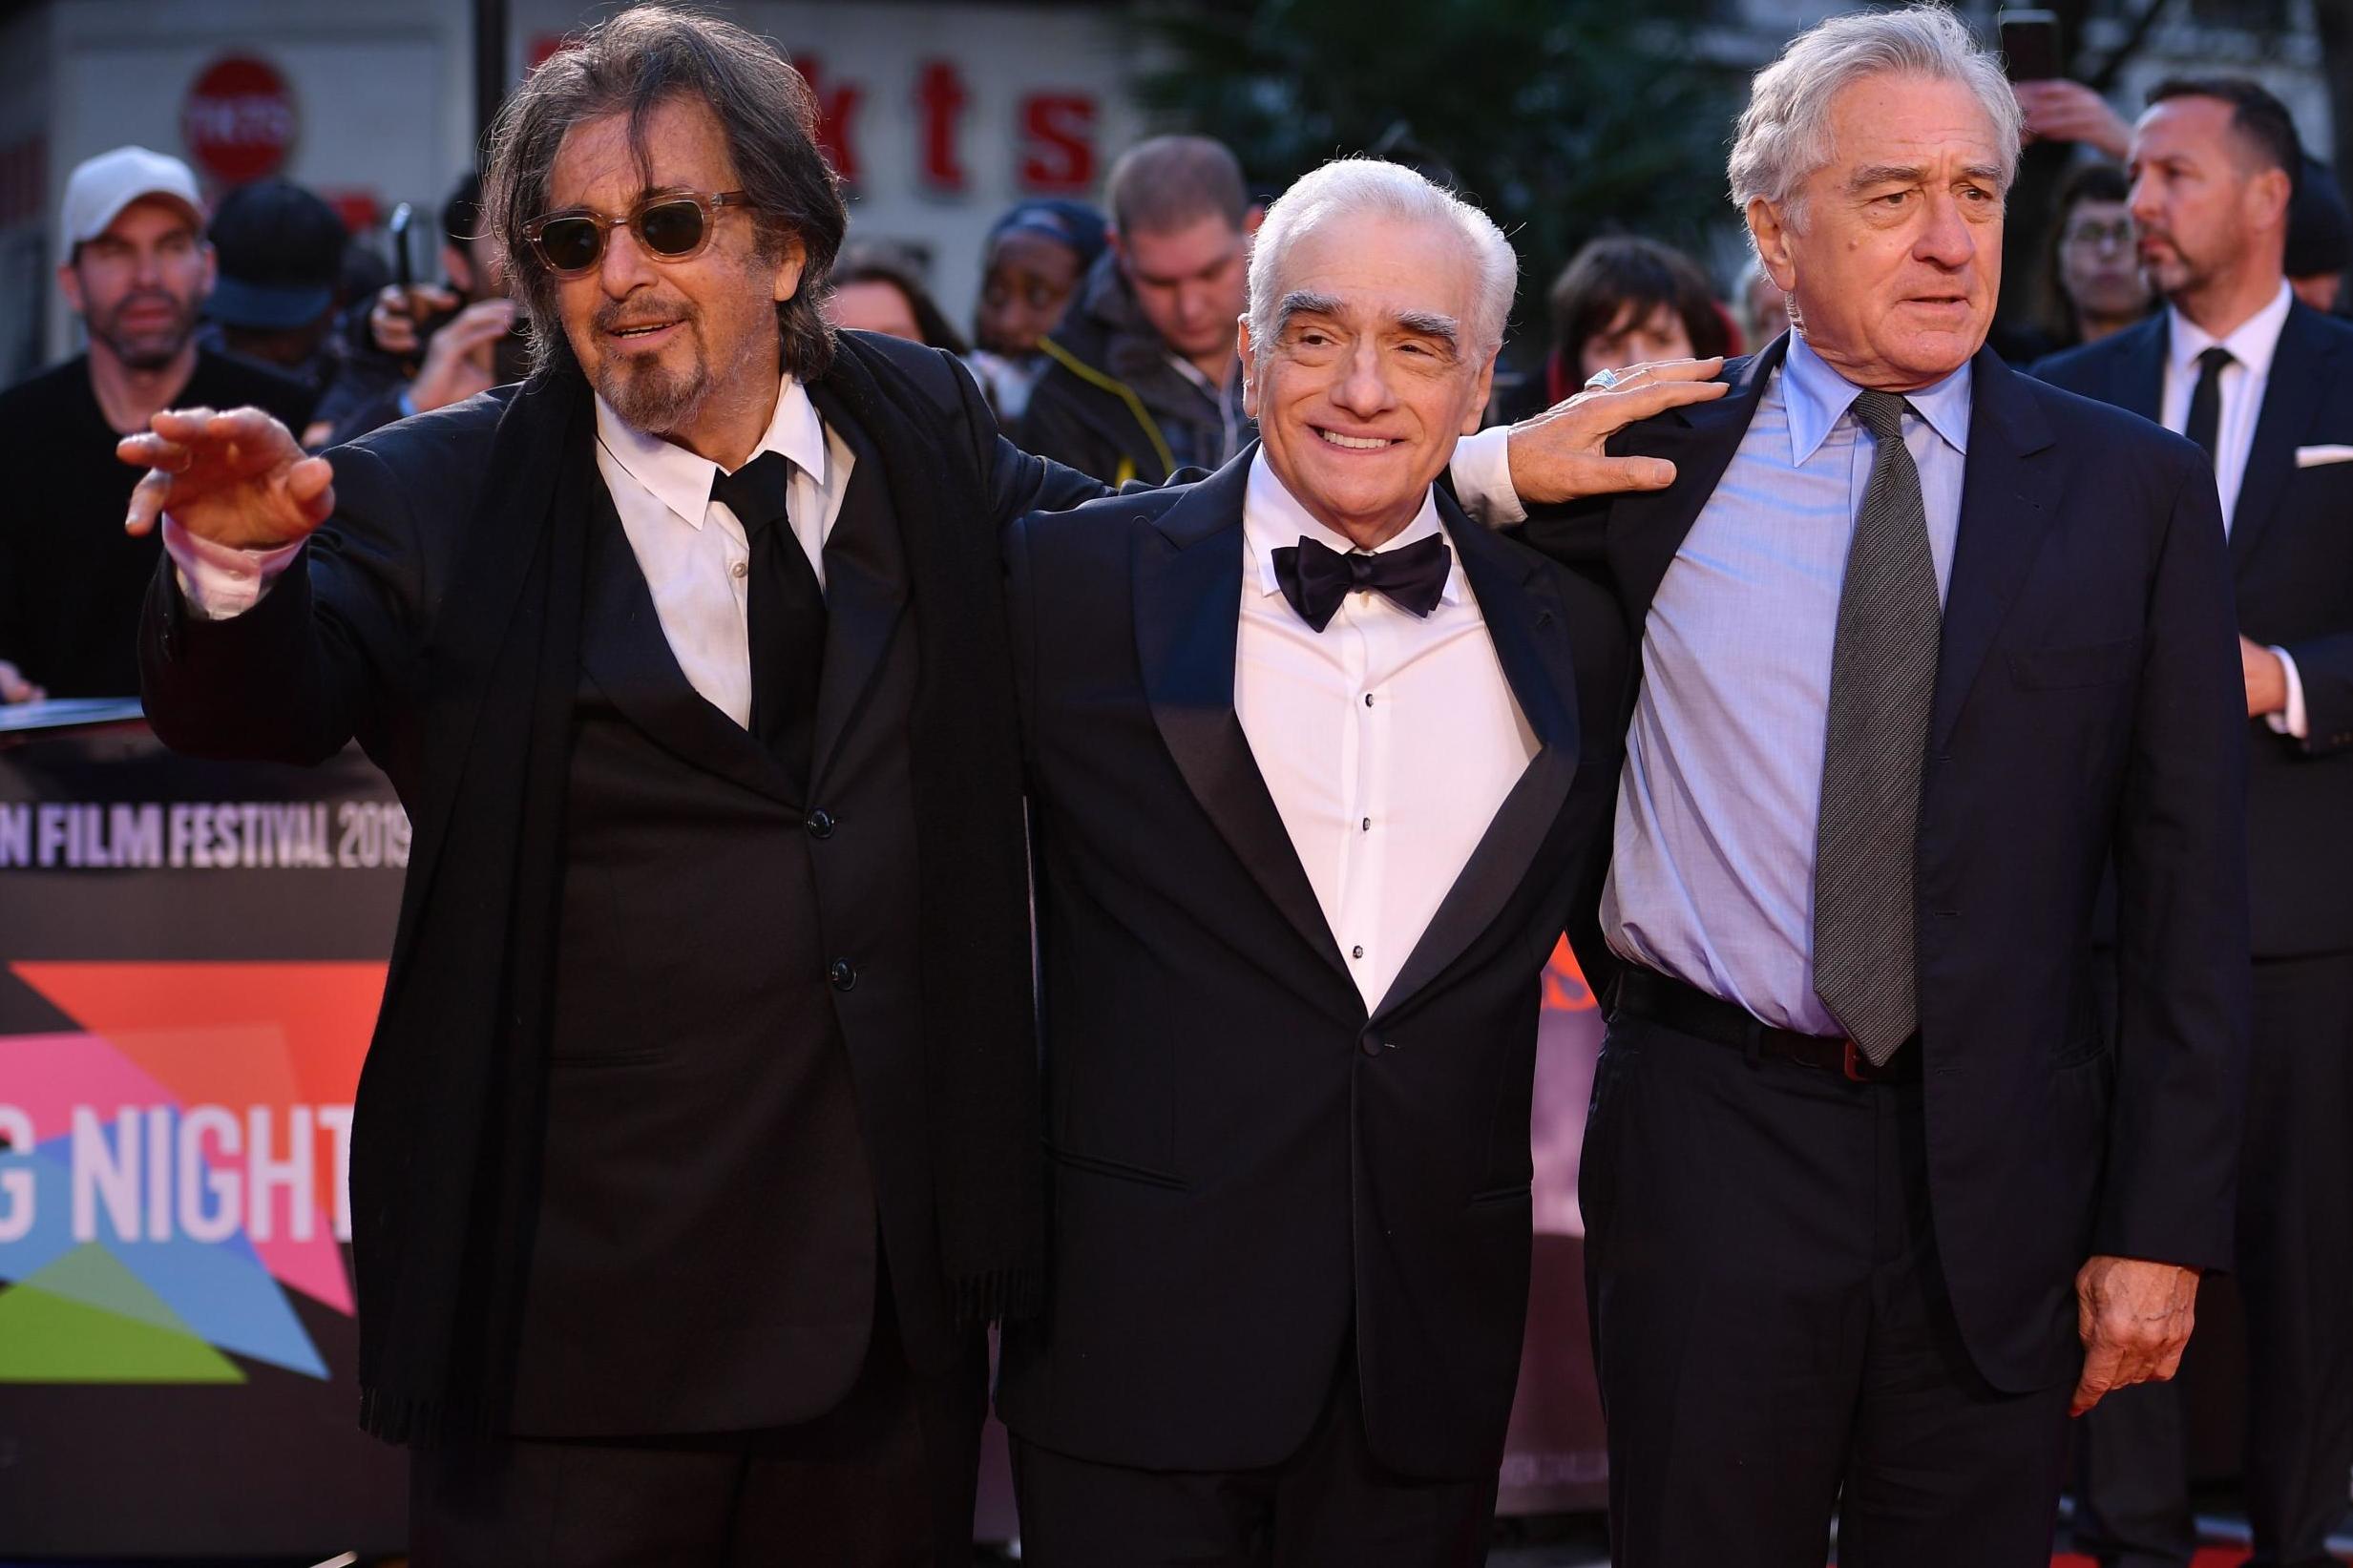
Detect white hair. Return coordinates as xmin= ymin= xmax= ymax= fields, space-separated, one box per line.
xmin=1728 ymin=6 xmax=2023 ymax=226
xmin=1245 ymin=157 xmax=1517 ymax=369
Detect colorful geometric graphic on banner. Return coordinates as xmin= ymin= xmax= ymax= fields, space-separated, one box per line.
xmin=0 ymin=962 xmax=386 ymax=1383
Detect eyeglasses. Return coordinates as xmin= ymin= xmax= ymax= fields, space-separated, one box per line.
xmin=2064 ymin=220 xmax=2135 ymax=252
xmin=522 ymin=190 xmax=753 ymax=278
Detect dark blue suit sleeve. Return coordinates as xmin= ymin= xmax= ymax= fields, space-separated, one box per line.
xmin=2279 ymin=631 xmax=2353 ymax=754
xmin=2099 ymin=450 xmax=2253 ymax=1271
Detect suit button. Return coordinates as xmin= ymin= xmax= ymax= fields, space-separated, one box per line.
xmin=829 ymin=958 xmax=858 ymax=992
xmin=1359 ymin=1034 xmax=1383 ymax=1057
xmin=806 ymin=808 xmax=835 ymax=839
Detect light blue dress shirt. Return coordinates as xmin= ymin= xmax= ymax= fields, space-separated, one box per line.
xmin=1603 ymin=333 xmax=1971 ymax=1035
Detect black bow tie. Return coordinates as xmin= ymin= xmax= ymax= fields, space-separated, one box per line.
xmin=1271 ymin=533 xmax=1452 ymax=633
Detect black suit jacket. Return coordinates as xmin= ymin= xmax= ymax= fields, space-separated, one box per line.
xmin=995 ymin=449 xmax=1628 ymax=1480
xmin=2036 ymin=304 xmax=2353 ymax=958
xmin=1525 ymin=339 xmax=2251 ymax=1392
xmin=137 ymin=337 xmax=1109 ymax=1435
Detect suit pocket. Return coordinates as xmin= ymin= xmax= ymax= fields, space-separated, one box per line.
xmin=1046 ymin=1142 xmax=1190 ymax=1192
xmin=2006 ymin=636 xmax=2140 ymax=691
xmin=2049 ymin=1031 xmax=2113 ymax=1071
xmin=1467 ymin=1181 xmax=1534 ymax=1209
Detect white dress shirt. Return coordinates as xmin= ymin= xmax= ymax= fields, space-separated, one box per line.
xmin=164 ymin=374 xmax=855 ymax=732
xmin=1234 ymin=450 xmax=1537 ymax=1012
xmin=2158 ymin=282 xmax=2306 ymax=739
xmin=2162 ymin=281 xmax=2292 ymax=534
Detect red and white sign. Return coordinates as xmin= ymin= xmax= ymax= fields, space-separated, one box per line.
xmin=180 ymin=55 xmax=297 ymax=186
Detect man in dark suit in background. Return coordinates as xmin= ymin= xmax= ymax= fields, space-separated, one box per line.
xmin=1462 ymin=10 xmax=2250 ymax=1564
xmin=998 ymin=157 xmax=1671 ymax=1565
xmin=2038 ymin=77 xmax=2353 ymax=1568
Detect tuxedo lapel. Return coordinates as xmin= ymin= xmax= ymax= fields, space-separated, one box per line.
xmin=1133 ymin=449 xmax=1352 ymax=988
xmin=578 ymin=482 xmax=804 ymax=808
xmin=804 ymin=408 xmax=909 ymax=790
xmin=1375 ymin=492 xmax=1580 ymax=1019
xmin=1607 ymin=337 xmax=1786 ymax=619
xmin=2230 ymin=303 xmax=2335 ymax=574
xmin=1930 ymin=350 xmax=2062 ymax=750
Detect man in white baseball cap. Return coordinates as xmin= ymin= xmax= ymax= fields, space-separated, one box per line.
xmin=0 ymin=145 xmax=311 ymax=700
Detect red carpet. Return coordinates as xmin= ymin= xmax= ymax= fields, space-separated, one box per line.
xmin=2051 ymin=1554 xmax=2252 ymax=1566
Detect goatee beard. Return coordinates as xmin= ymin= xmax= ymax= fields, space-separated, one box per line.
xmin=597 ymin=354 xmax=709 ymax=437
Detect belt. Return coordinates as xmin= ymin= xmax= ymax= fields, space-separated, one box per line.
xmin=1611 ymin=968 xmax=1922 ymax=1085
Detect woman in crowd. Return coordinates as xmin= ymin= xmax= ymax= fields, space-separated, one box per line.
xmin=1543 ymin=236 xmax=1734 ymax=405
xmin=829 ymin=243 xmax=971 ymax=353
xmin=2036 ymin=162 xmax=2152 ymax=355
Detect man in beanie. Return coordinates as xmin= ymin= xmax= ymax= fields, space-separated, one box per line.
xmin=199 ymin=177 xmax=350 ymax=391
xmin=0 ymin=147 xmax=310 ymax=700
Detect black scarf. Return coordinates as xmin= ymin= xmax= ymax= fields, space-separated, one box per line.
xmin=355 ymin=337 xmax=1041 ymax=1442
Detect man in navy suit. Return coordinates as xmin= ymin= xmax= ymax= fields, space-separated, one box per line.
xmin=1471 ymin=10 xmax=2251 ymax=1565
xmin=997 ymin=157 xmax=1662 ymax=1565
xmin=2038 ymin=77 xmax=2353 ymax=1568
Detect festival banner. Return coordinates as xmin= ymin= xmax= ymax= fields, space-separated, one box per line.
xmin=0 ymin=717 xmax=408 ymax=1557
xmin=0 ymin=715 xmax=1607 ymax=1553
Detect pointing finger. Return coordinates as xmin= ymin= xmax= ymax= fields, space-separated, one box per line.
xmin=148 ymin=406 xmax=221 ymax=440
xmin=1608 ymin=377 xmax=1732 ymax=419
xmin=288 ymin=455 xmax=337 ymax=526
xmin=1576 ymin=454 xmax=1679 ymax=493
xmin=116 ymin=432 xmax=192 ymax=471
xmin=123 ymin=468 xmax=172 ymax=537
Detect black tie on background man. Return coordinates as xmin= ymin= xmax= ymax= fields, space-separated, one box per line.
xmin=998 ymin=157 xmax=1710 ymax=1566
xmin=1476 ymin=9 xmax=2251 ymax=1565
xmin=2037 ymin=76 xmax=2353 ymax=1568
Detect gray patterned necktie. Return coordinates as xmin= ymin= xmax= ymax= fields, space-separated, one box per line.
xmin=1812 ymin=389 xmax=1941 ymax=1063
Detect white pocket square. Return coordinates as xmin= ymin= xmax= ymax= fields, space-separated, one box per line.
xmin=2295 ymin=444 xmax=2353 ymax=468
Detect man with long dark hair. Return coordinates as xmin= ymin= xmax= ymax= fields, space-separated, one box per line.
xmin=126 ymin=10 xmax=1082 ymax=1558
xmin=115 ymin=8 xmax=1699 ymax=1558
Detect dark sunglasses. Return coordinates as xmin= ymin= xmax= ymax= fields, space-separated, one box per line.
xmin=522 ymin=190 xmax=753 ymax=278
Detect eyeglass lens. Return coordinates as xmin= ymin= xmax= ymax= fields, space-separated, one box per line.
xmin=2067 ymin=220 xmax=2134 ymax=250
xmin=537 ymin=199 xmax=711 ymax=274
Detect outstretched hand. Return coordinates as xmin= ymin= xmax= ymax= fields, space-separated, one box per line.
xmin=118 ymin=406 xmax=336 ymax=547
xmin=1504 ymin=357 xmax=1731 ymax=506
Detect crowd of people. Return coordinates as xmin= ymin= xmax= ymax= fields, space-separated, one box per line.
xmin=6 ymin=52 xmax=2350 ymax=715
xmin=4 ymin=3 xmax=2351 ymax=1565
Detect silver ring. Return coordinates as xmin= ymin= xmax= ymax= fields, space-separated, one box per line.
xmin=1584 ymin=366 xmax=1623 ymax=391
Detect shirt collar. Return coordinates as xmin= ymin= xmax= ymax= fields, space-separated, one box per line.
xmin=593 ymin=372 xmax=830 ymax=528
xmin=1242 ymin=448 xmax=1460 ymax=605
xmin=1780 ymin=329 xmax=1973 ymax=466
xmin=2167 ymin=279 xmax=2294 ymax=380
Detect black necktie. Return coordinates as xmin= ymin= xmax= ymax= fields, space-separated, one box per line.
xmin=2184 ymin=345 xmax=2234 ymax=461
xmin=1813 ymin=389 xmax=1941 ymax=1065
xmin=709 ymin=452 xmax=825 ymax=789
xmin=1271 ymin=533 xmax=1452 ymax=633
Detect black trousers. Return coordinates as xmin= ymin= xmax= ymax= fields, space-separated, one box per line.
xmin=1580 ymin=1005 xmax=2075 ymax=1568
xmin=1008 ymin=1354 xmax=1500 ymax=1568
xmin=408 ymin=1305 xmax=989 ymax=1568
xmin=2075 ymin=950 xmax=2353 ymax=1568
